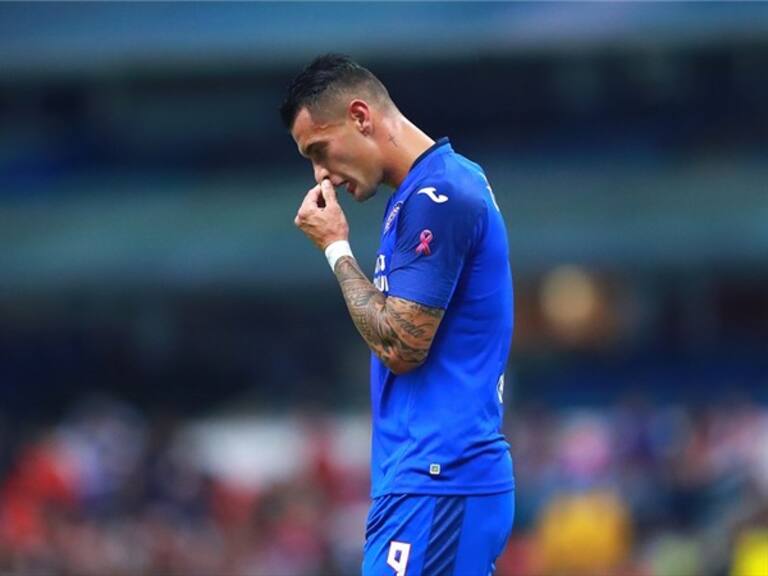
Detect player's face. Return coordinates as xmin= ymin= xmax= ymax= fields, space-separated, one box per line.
xmin=291 ymin=107 xmax=382 ymax=202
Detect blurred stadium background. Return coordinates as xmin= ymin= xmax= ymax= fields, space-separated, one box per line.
xmin=1 ymin=3 xmax=768 ymax=575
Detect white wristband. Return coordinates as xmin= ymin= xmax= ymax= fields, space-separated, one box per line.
xmin=324 ymin=240 xmax=354 ymax=271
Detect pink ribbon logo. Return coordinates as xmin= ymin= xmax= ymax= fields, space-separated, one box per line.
xmin=416 ymin=229 xmax=433 ymax=256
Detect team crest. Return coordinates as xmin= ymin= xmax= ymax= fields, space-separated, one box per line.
xmin=384 ymin=201 xmax=403 ymax=233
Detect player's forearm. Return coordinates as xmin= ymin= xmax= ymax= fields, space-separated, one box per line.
xmin=334 ymin=256 xmax=438 ymax=374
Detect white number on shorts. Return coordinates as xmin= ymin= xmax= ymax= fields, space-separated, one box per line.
xmin=387 ymin=541 xmax=411 ymax=576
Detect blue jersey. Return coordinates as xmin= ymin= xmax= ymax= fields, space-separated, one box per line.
xmin=370 ymin=137 xmax=514 ymax=497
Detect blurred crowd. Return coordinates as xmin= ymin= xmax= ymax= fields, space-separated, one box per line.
xmin=504 ymin=398 xmax=768 ymax=576
xmin=0 ymin=395 xmax=766 ymax=576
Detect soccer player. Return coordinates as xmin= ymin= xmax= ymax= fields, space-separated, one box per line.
xmin=281 ymin=54 xmax=515 ymax=575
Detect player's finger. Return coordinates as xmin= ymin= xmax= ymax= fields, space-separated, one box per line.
xmin=299 ymin=184 xmax=322 ymax=211
xmin=306 ymin=184 xmax=322 ymax=203
xmin=320 ymin=178 xmax=339 ymax=206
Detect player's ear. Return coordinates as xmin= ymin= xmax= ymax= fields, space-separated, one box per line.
xmin=348 ymin=99 xmax=372 ymax=135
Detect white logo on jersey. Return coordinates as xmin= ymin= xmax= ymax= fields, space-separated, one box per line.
xmin=497 ymin=374 xmax=505 ymax=404
xmin=416 ymin=187 xmax=448 ymax=204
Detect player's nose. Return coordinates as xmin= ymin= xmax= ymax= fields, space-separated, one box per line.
xmin=313 ymin=164 xmax=330 ymax=185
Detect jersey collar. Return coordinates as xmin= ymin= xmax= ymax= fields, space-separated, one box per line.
xmin=410 ymin=137 xmax=451 ymax=172
xmin=394 ymin=137 xmax=452 ymax=198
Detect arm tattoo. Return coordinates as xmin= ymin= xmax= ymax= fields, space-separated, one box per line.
xmin=334 ymin=256 xmax=444 ymax=373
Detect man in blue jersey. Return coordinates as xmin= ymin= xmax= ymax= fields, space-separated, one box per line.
xmin=281 ymin=54 xmax=514 ymax=575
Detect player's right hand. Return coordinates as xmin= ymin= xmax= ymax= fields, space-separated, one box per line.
xmin=294 ymin=178 xmax=349 ymax=251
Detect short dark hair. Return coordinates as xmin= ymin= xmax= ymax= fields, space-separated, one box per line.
xmin=280 ymin=53 xmax=391 ymax=130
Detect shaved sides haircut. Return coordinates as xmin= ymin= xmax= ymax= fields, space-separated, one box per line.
xmin=280 ymin=53 xmax=393 ymax=129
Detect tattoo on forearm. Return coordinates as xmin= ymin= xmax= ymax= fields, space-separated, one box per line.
xmin=334 ymin=256 xmax=444 ymax=372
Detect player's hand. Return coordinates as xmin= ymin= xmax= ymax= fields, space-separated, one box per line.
xmin=294 ymin=179 xmax=349 ymax=250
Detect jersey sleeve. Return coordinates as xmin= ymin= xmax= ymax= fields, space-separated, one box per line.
xmin=387 ymin=181 xmax=487 ymax=309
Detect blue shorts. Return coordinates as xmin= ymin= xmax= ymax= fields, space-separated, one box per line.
xmin=362 ymin=490 xmax=514 ymax=576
